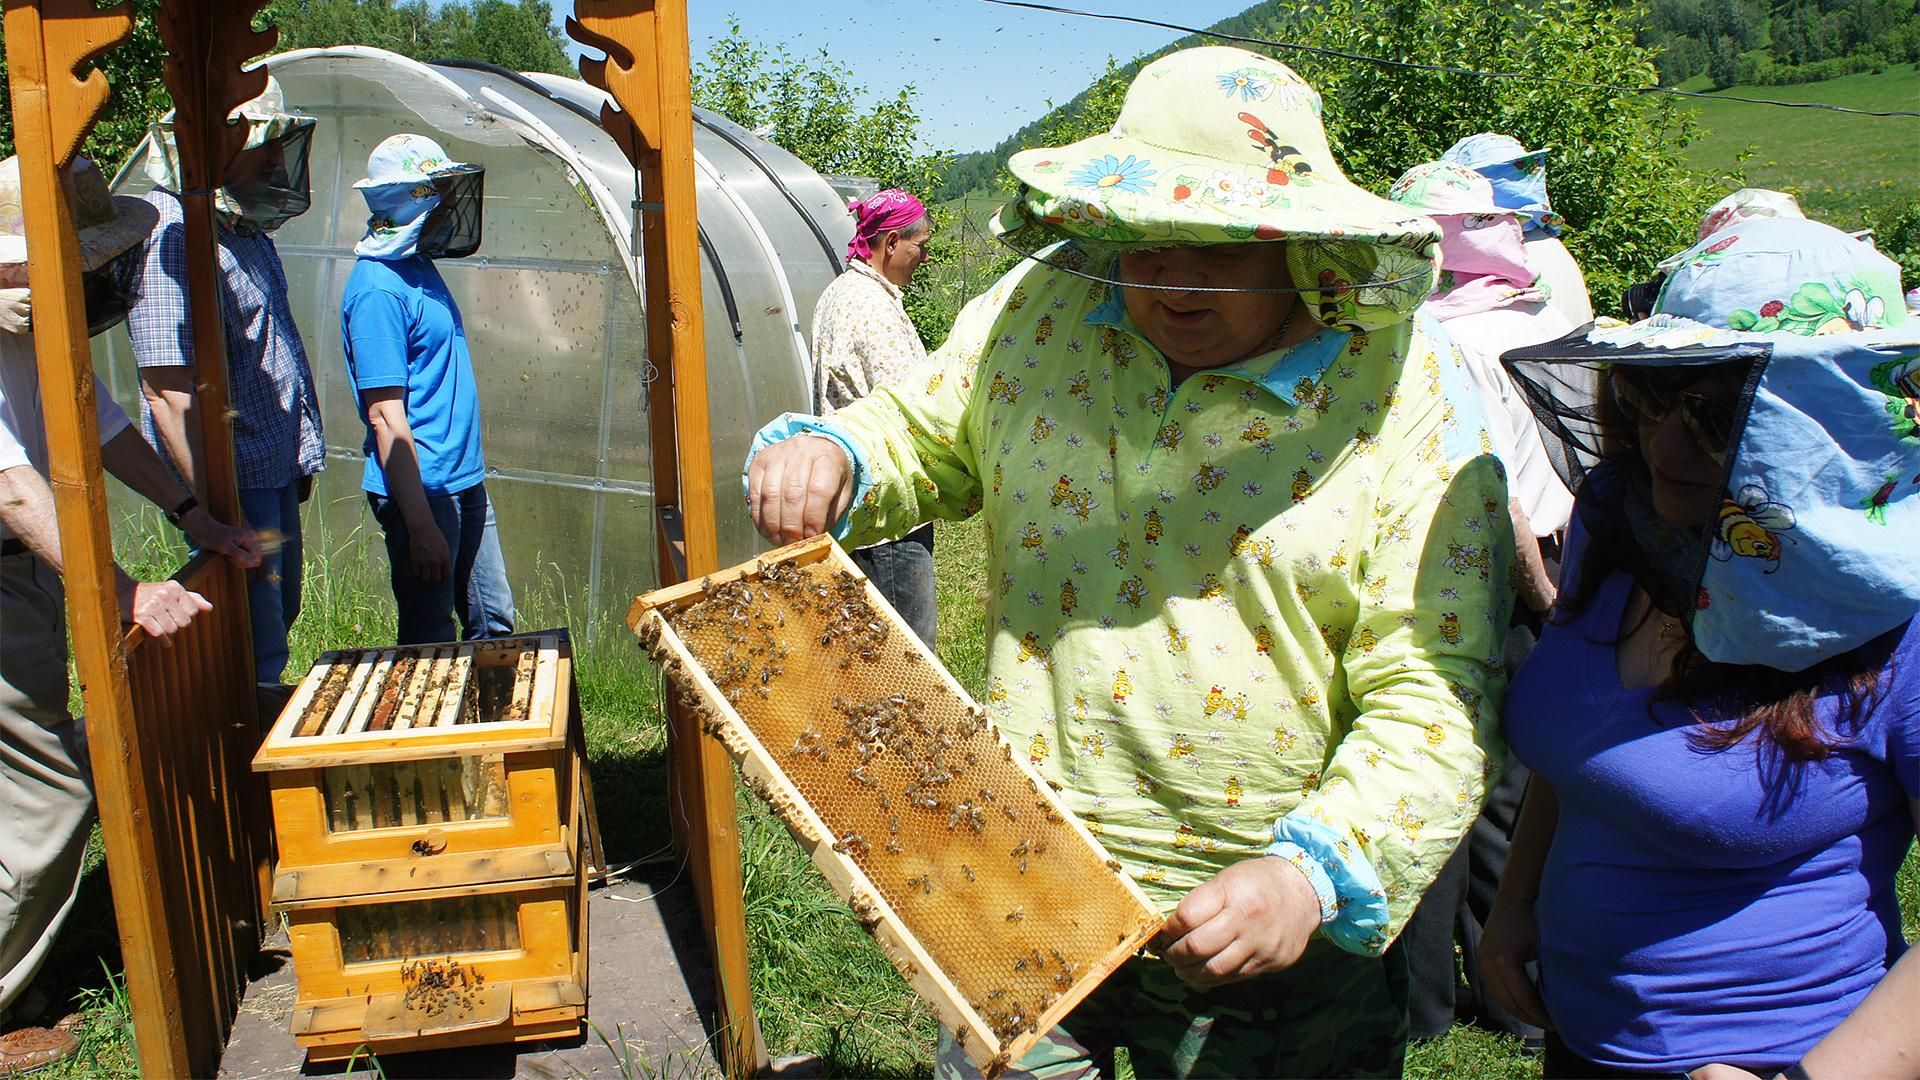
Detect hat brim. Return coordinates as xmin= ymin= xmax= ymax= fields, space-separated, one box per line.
xmin=0 ymin=194 xmax=155 ymax=274
xmin=352 ymin=159 xmax=479 ymax=190
xmin=1003 ymin=130 xmax=1439 ymax=248
xmin=1462 ymin=145 xmax=1552 ymax=169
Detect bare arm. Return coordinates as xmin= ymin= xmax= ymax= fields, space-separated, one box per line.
xmin=0 ymin=462 xmax=66 ymax=570
xmin=136 ymin=365 xmax=203 ymax=496
xmin=1477 ymin=775 xmax=1560 ymax=1029
xmin=0 ymin=462 xmax=212 ymax=639
xmin=362 ymin=387 xmax=450 ymax=582
xmin=99 ymin=427 xmax=259 ymax=568
xmin=1510 ymin=499 xmax=1557 ymax=615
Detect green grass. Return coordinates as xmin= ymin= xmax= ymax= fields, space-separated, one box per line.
xmin=1676 ymin=64 xmax=1920 ymax=228
xmin=25 ymin=508 xmax=1920 ymax=1078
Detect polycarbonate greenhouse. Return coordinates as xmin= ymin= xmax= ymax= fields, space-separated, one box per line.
xmin=94 ymin=46 xmax=852 ymax=630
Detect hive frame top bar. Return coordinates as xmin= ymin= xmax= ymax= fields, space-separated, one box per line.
xmin=254 ymin=633 xmax=568 ymax=772
xmin=630 ymin=536 xmax=1163 ymax=1076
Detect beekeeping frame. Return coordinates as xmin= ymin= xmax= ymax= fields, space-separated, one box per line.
xmin=254 ymin=633 xmax=590 ymax=1058
xmin=630 ymin=536 xmax=1164 ymax=1077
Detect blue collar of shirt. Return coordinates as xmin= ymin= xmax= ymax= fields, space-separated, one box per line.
xmin=1082 ymin=285 xmax=1352 ymax=406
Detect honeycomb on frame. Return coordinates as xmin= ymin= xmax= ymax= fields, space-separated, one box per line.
xmin=629 ymin=536 xmax=1163 ymax=1077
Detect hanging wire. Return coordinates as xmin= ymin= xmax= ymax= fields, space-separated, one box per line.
xmin=978 ymin=0 xmax=1920 ymax=120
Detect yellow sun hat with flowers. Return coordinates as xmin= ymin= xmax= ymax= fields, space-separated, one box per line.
xmin=991 ymin=46 xmax=1442 ymax=333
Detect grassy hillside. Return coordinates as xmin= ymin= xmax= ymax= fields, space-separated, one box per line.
xmin=1677 ymin=63 xmax=1920 ymax=228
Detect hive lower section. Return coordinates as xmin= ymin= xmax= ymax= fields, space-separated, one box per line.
xmin=283 ymin=875 xmax=587 ymax=1060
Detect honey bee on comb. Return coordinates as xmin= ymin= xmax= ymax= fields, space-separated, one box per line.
xmin=634 ymin=538 xmax=1162 ymax=1077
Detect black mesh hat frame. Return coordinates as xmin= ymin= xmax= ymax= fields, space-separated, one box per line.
xmin=219 ymin=118 xmax=317 ymax=234
xmin=1500 ymin=330 xmax=1772 ymax=621
xmin=416 ymin=164 xmax=484 ymax=260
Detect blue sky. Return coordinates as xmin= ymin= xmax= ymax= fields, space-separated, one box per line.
xmin=553 ymin=1 xmax=1255 ymax=154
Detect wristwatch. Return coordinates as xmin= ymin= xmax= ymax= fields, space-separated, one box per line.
xmin=165 ymin=494 xmax=199 ymax=527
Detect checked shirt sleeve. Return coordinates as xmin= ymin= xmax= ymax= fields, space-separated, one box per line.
xmin=1278 ymin=327 xmax=1516 ymax=955
xmin=125 ymin=199 xmax=193 ymax=370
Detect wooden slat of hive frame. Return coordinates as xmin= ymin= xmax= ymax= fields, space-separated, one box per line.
xmin=434 ymin=647 xmax=475 ymax=727
xmin=505 ymin=645 xmax=538 ymax=722
xmin=345 ymin=651 xmax=397 ymax=734
xmin=368 ymin=654 xmax=414 ymax=732
xmin=296 ymin=659 xmax=359 ymax=738
xmin=267 ymin=651 xmax=347 ymax=746
xmin=412 ymin=649 xmax=452 ymax=737
xmin=321 ymin=651 xmax=380 ymax=737
xmin=631 ymin=537 xmax=1163 ymax=1078
xmin=392 ymin=648 xmax=440 ymax=732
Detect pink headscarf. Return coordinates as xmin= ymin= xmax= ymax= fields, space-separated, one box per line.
xmin=847 ymin=189 xmax=926 ymax=262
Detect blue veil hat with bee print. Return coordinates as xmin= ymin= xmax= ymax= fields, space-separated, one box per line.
xmin=988 ymin=46 xmax=1441 ymax=334
xmin=353 ymin=133 xmax=485 ymax=261
xmin=1501 ymin=217 xmax=1920 ymax=671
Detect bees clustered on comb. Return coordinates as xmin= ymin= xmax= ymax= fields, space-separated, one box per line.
xmin=649 ymin=557 xmax=1134 ymax=1059
xmin=400 ymin=957 xmax=485 ymax=1017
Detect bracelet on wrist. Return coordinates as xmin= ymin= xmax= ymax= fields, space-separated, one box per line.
xmin=164 ymin=493 xmax=199 ymax=527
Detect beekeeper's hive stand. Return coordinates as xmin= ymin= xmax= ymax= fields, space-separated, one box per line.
xmin=631 ymin=538 xmax=1164 ymax=1077
xmin=252 ymin=634 xmax=590 ymax=1061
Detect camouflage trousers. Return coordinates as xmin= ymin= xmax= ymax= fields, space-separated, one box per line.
xmin=935 ymin=939 xmax=1408 ymax=1079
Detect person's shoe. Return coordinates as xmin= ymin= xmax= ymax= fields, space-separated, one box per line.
xmin=0 ymin=1025 xmax=81 ymax=1075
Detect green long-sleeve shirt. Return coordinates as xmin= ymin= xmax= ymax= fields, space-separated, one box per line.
xmin=809 ymin=248 xmax=1514 ymax=949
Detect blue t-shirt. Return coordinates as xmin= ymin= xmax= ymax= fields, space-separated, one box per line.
xmin=340 ymin=256 xmax=485 ymax=497
xmin=1504 ymin=516 xmax=1919 ymax=1073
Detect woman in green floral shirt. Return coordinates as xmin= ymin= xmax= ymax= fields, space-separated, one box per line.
xmin=747 ymin=46 xmax=1514 ymax=1077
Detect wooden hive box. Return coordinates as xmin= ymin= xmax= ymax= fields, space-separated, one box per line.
xmin=253 ymin=634 xmax=579 ymax=903
xmin=252 ymin=633 xmax=588 ymax=1060
xmin=630 ymin=537 xmax=1163 ymax=1078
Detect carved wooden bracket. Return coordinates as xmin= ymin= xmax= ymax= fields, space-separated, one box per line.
xmin=155 ymin=0 xmax=277 ymax=191
xmin=1 ymin=0 xmax=134 ymax=168
xmin=567 ymin=1 xmax=663 ymax=169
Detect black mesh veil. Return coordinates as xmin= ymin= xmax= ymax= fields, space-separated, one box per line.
xmin=417 ymin=164 xmax=484 ymax=260
xmin=1500 ymin=330 xmax=1774 ymax=621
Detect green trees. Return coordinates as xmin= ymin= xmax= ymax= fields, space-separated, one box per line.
xmin=262 ymin=0 xmax=573 ymax=75
xmin=691 ymin=18 xmax=956 ymax=346
xmin=692 ymin=18 xmax=944 ymax=198
xmin=0 ymin=0 xmax=573 ymax=172
xmin=963 ymin=0 xmax=1718 ymax=311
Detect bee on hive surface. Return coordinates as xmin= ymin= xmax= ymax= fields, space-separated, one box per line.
xmin=1006 ymin=907 xmax=1025 ymax=922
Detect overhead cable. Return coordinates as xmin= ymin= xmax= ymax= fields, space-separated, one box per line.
xmin=979 ymin=0 xmax=1920 ymax=119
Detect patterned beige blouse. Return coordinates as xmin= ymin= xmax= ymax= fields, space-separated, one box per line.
xmin=811 ymin=260 xmax=928 ymax=414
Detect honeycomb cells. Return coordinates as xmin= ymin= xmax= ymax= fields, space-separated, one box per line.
xmin=659 ymin=556 xmax=1155 ymax=1056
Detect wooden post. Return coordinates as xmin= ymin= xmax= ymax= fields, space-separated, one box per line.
xmin=568 ymin=4 xmax=768 ymax=1076
xmin=0 ymin=1 xmax=195 ymax=1074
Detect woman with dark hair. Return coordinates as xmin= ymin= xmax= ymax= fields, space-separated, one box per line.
xmin=1481 ymin=217 xmax=1920 ymax=1078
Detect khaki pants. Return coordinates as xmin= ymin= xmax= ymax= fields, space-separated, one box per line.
xmin=0 ymin=551 xmax=92 ymax=1024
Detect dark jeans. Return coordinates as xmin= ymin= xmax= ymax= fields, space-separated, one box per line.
xmin=850 ymin=522 xmax=936 ymax=648
xmin=368 ymin=482 xmax=515 ymax=645
xmin=185 ymin=482 xmax=303 ymax=684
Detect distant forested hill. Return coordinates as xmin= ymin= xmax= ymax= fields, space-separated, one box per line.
xmin=936 ymin=0 xmax=1918 ymax=200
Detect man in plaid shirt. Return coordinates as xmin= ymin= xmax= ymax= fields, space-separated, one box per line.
xmin=127 ymin=81 xmax=323 ymax=690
